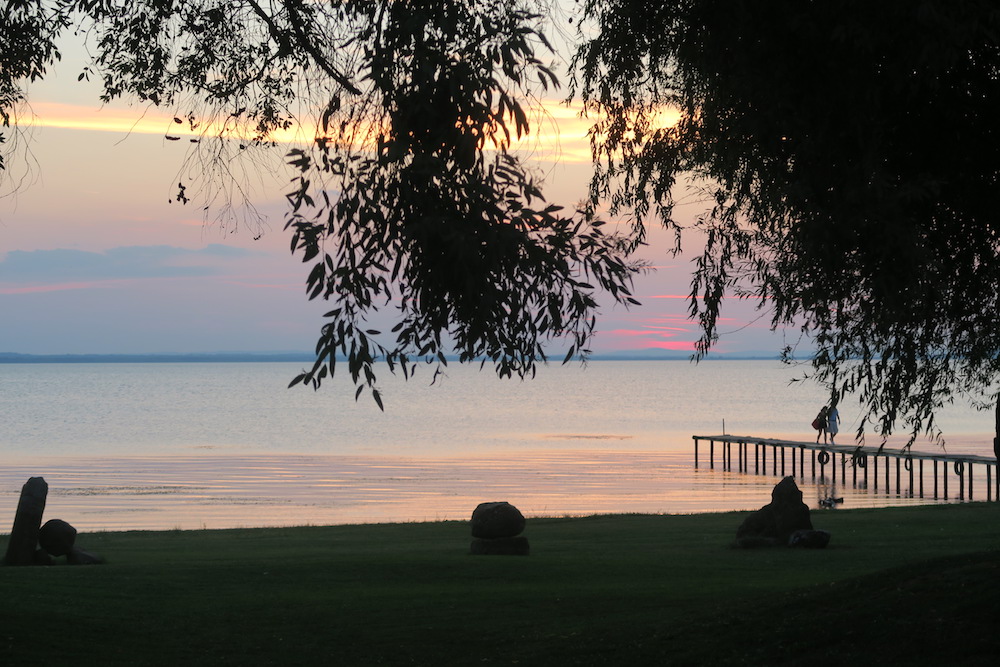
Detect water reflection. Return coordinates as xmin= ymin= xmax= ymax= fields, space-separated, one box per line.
xmin=0 ymin=450 xmax=974 ymax=532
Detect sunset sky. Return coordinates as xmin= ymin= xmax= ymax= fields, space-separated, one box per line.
xmin=0 ymin=30 xmax=788 ymax=360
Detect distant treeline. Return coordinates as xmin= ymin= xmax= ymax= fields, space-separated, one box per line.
xmin=0 ymin=351 xmax=781 ymax=364
xmin=0 ymin=352 xmax=316 ymax=364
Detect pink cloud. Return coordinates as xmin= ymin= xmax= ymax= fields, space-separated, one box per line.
xmin=597 ymin=327 xmax=699 ymax=352
xmin=639 ymin=317 xmax=696 ymax=326
xmin=643 ymin=340 xmax=699 ymax=351
xmin=602 ymin=328 xmax=674 ymax=338
xmin=639 ymin=325 xmax=691 ymax=333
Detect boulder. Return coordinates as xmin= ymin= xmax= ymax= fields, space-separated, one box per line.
xmin=736 ymin=477 xmax=814 ymax=548
xmin=470 ymin=502 xmax=525 ymax=539
xmin=788 ymin=529 xmax=831 ymax=549
xmin=3 ymin=477 xmax=49 ymax=566
xmin=470 ymin=536 xmax=530 ymax=556
xmin=39 ymin=519 xmax=78 ymax=557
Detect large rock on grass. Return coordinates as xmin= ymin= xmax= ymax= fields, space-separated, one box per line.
xmin=39 ymin=519 xmax=77 ymax=557
xmin=788 ymin=529 xmax=831 ymax=549
xmin=67 ymin=546 xmax=104 ymax=565
xmin=470 ymin=502 xmax=525 ymax=539
xmin=736 ymin=477 xmax=814 ymax=548
xmin=3 ymin=477 xmax=49 ymax=566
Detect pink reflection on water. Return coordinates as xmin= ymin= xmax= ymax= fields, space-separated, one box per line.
xmin=0 ymin=450 xmax=974 ymax=533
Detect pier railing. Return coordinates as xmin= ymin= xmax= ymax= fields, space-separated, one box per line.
xmin=692 ymin=435 xmax=999 ymax=502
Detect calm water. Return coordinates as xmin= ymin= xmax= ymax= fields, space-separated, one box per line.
xmin=1 ymin=360 xmax=995 ymax=531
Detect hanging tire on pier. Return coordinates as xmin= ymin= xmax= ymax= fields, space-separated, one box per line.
xmin=954 ymin=461 xmax=965 ymax=475
xmin=904 ymin=457 xmax=913 ymax=471
xmin=818 ymin=450 xmax=831 ymax=465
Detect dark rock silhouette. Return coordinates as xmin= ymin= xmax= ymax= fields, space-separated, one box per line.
xmin=4 ymin=478 xmax=103 ymax=566
xmin=39 ymin=519 xmax=77 ymax=557
xmin=788 ymin=529 xmax=832 ymax=549
xmin=470 ymin=501 xmax=529 ymax=555
xmin=736 ymin=477 xmax=815 ymax=548
xmin=3 ymin=477 xmax=49 ymax=566
xmin=67 ymin=546 xmax=104 ymax=565
xmin=470 ymin=501 xmax=526 ymax=539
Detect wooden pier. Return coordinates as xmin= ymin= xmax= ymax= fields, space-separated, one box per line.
xmin=692 ymin=435 xmax=1000 ymax=502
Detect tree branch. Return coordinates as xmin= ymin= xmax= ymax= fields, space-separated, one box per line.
xmin=246 ymin=0 xmax=362 ymax=95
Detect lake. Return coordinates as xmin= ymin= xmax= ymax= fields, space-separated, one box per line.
xmin=1 ymin=360 xmax=995 ymax=531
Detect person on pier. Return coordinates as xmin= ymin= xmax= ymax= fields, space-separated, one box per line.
xmin=814 ymin=405 xmax=829 ymax=444
xmin=827 ymin=400 xmax=841 ymax=445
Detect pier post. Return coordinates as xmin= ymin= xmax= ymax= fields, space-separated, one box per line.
xmin=692 ymin=435 xmax=994 ymax=506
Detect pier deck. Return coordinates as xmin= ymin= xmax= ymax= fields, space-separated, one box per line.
xmin=693 ymin=434 xmax=999 ymax=502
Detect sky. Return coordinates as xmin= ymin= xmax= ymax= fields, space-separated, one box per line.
xmin=0 ymin=21 xmax=789 ymax=360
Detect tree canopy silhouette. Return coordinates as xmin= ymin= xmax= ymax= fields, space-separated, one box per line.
xmin=1 ymin=0 xmax=639 ymax=407
xmin=574 ymin=0 xmax=1000 ymax=443
xmin=6 ymin=1 xmax=1000 ymax=443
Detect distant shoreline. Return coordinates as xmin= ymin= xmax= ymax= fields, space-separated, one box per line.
xmin=0 ymin=351 xmax=782 ymax=364
xmin=0 ymin=352 xmax=316 ymax=364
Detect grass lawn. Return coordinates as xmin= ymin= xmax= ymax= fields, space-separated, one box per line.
xmin=2 ymin=502 xmax=998 ymax=665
